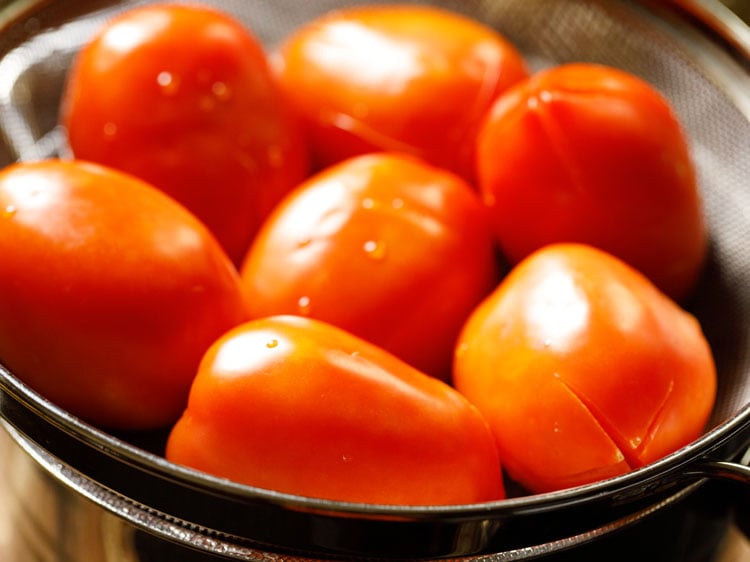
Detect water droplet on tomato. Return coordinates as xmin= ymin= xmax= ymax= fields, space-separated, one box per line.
xmin=2 ymin=204 xmax=16 ymax=218
xmin=297 ymin=296 xmax=311 ymax=315
xmin=455 ymin=342 xmax=469 ymax=357
xmin=157 ymin=71 xmax=179 ymax=96
xmin=266 ymin=339 xmax=279 ymax=349
xmin=363 ymin=239 xmax=387 ymax=260
xmin=103 ymin=122 xmax=117 ymax=138
xmin=211 ymin=81 xmax=231 ymax=102
xmin=391 ymin=197 xmax=404 ymax=209
xmin=361 ymin=197 xmax=376 ymax=210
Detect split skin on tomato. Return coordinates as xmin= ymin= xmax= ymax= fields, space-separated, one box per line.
xmin=0 ymin=160 xmax=248 ymax=430
xmin=61 ymin=3 xmax=309 ymax=265
xmin=274 ymin=4 xmax=528 ymax=181
xmin=453 ymin=243 xmax=716 ymax=494
xmin=239 ymin=153 xmax=501 ymax=380
xmin=166 ymin=315 xmax=504 ymax=505
xmin=476 ymin=63 xmax=708 ymax=302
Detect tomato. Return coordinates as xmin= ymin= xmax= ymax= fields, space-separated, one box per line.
xmin=239 ymin=153 xmax=500 ymax=380
xmin=60 ymin=3 xmax=309 ymax=266
xmin=273 ymin=4 xmax=528 ymax=181
xmin=166 ymin=314 xmax=504 ymax=505
xmin=0 ymin=160 xmax=248 ymax=430
xmin=475 ymin=63 xmax=707 ymax=302
xmin=452 ymin=243 xmax=716 ymax=494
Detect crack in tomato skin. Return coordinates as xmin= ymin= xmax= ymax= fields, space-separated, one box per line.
xmin=453 ymin=243 xmax=716 ymax=494
xmin=476 ymin=63 xmax=707 ymax=302
xmin=490 ymin=368 xmax=632 ymax=494
xmin=553 ymin=372 xmax=663 ymax=470
xmin=551 ymin=350 xmax=678 ymax=470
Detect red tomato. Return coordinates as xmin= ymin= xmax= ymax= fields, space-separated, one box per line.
xmin=239 ymin=153 xmax=501 ymax=380
xmin=453 ymin=243 xmax=716 ymax=494
xmin=0 ymin=160 xmax=248 ymax=430
xmin=166 ymin=315 xmax=504 ymax=505
xmin=274 ymin=4 xmax=528 ymax=181
xmin=60 ymin=4 xmax=309 ymax=265
xmin=475 ymin=63 xmax=707 ymax=302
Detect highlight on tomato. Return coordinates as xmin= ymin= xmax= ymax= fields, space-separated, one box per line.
xmin=453 ymin=243 xmax=716 ymax=494
xmin=0 ymin=159 xmax=248 ymax=430
xmin=166 ymin=315 xmax=505 ymax=505
xmin=475 ymin=63 xmax=707 ymax=302
xmin=239 ymin=152 xmax=501 ymax=380
xmin=273 ymin=4 xmax=528 ymax=181
xmin=60 ymin=3 xmax=309 ymax=265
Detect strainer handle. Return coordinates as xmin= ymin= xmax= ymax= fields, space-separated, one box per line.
xmin=687 ymin=460 xmax=750 ymax=484
xmin=686 ymin=449 xmax=750 ymax=540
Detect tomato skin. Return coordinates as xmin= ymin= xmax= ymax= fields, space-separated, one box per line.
xmin=239 ymin=153 xmax=501 ymax=380
xmin=61 ymin=4 xmax=309 ymax=265
xmin=166 ymin=315 xmax=504 ymax=505
xmin=274 ymin=4 xmax=528 ymax=181
xmin=476 ymin=63 xmax=707 ymax=302
xmin=453 ymin=243 xmax=716 ymax=494
xmin=0 ymin=160 xmax=248 ymax=430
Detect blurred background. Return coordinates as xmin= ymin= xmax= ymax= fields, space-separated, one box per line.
xmin=723 ymin=0 xmax=750 ymax=20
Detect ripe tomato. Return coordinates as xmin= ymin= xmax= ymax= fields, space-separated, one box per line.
xmin=166 ymin=315 xmax=504 ymax=505
xmin=453 ymin=243 xmax=716 ymax=494
xmin=239 ymin=153 xmax=501 ymax=380
xmin=475 ymin=63 xmax=707 ymax=302
xmin=273 ymin=4 xmax=528 ymax=181
xmin=0 ymin=160 xmax=248 ymax=430
xmin=60 ymin=3 xmax=309 ymax=266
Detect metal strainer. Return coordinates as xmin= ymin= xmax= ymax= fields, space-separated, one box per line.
xmin=0 ymin=0 xmax=749 ymax=560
